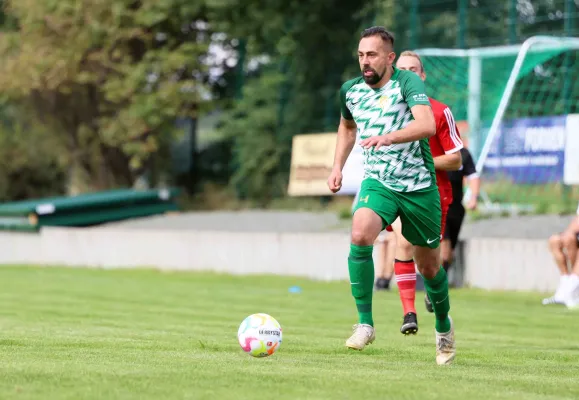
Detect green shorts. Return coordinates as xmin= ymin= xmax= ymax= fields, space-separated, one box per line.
xmin=352 ymin=178 xmax=442 ymax=248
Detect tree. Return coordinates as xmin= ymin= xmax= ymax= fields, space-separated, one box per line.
xmin=216 ymin=0 xmax=372 ymax=203
xmin=0 ymin=104 xmax=67 ymax=201
xmin=0 ymin=0 xmax=215 ymax=193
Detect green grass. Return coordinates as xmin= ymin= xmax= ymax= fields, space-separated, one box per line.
xmin=0 ymin=266 xmax=578 ymax=400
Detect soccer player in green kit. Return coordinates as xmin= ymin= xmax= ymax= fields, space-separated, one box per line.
xmin=327 ymin=27 xmax=456 ymax=365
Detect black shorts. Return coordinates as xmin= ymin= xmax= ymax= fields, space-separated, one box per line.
xmin=443 ymin=205 xmax=465 ymax=249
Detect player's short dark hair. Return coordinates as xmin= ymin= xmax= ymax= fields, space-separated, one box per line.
xmin=361 ymin=26 xmax=395 ymax=48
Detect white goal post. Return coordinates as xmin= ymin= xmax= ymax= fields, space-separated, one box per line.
xmin=415 ymin=36 xmax=579 ymax=211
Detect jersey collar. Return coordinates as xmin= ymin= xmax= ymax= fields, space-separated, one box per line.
xmin=391 ymin=65 xmax=400 ymax=81
xmin=369 ymin=66 xmax=400 ymax=91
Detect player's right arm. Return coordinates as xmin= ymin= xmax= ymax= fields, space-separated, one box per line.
xmin=328 ymin=116 xmax=357 ymax=193
xmin=333 ymin=116 xmax=357 ymax=171
xmin=328 ymin=81 xmax=358 ymax=193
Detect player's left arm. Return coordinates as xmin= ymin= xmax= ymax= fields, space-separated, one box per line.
xmin=433 ymin=106 xmax=463 ymax=171
xmin=361 ymin=104 xmax=435 ymax=150
xmin=389 ymin=105 xmax=436 ymax=144
xmin=389 ymin=72 xmax=435 ymax=144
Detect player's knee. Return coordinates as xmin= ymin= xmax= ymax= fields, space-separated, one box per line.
xmin=414 ymin=247 xmax=440 ymax=280
xmin=351 ymin=208 xmax=382 ymax=246
xmin=351 ymin=228 xmax=375 ymax=246
xmin=548 ymin=234 xmax=562 ymax=250
xmin=418 ymin=264 xmax=440 ymax=280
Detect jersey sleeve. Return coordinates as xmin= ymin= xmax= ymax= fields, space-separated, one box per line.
xmin=461 ymin=148 xmax=478 ymax=179
xmin=339 ymin=81 xmax=354 ymax=120
xmin=437 ymin=106 xmax=464 ymax=154
xmin=401 ymin=71 xmax=431 ymax=108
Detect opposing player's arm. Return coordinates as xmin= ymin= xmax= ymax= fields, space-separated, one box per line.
xmin=434 ymin=106 xmax=463 ymax=171
xmin=434 ymin=152 xmax=461 ymax=171
xmin=389 ymin=72 xmax=435 ymax=144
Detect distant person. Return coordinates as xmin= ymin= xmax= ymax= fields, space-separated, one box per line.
xmin=418 ymin=145 xmax=481 ymax=313
xmin=544 ymin=203 xmax=579 ymax=307
xmin=443 ymin=148 xmax=480 ymax=273
xmin=388 ymin=50 xmax=463 ymax=334
xmin=374 ymin=231 xmax=396 ymax=291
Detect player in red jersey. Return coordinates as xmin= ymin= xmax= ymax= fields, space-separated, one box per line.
xmin=380 ymin=50 xmax=464 ymax=335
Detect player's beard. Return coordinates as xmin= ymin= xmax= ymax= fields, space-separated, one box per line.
xmin=362 ymin=67 xmax=384 ymax=85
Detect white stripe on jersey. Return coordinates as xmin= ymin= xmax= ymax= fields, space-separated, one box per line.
xmin=443 ymin=107 xmax=463 ymax=149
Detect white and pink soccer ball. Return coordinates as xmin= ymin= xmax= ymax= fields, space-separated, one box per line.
xmin=237 ymin=313 xmax=282 ymax=357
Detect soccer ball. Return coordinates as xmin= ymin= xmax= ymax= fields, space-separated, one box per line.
xmin=237 ymin=313 xmax=282 ymax=357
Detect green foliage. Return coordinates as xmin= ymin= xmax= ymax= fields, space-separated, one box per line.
xmin=0 ymin=0 xmax=211 ymax=192
xmin=217 ymin=0 xmax=372 ymax=203
xmin=0 ymin=0 xmax=573 ymax=204
xmin=219 ymin=71 xmax=286 ymax=204
xmin=0 ymin=104 xmax=66 ymax=201
xmin=397 ymin=0 xmax=578 ymax=50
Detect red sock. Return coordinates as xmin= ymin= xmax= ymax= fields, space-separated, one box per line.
xmin=395 ymin=259 xmax=416 ymax=314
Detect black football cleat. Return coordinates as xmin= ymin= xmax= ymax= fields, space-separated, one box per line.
xmin=400 ymin=312 xmax=418 ymax=335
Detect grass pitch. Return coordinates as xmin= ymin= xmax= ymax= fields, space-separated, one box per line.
xmin=0 ymin=266 xmax=578 ymax=399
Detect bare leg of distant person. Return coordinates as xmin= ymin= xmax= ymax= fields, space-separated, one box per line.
xmin=375 ymin=233 xmax=396 ymax=291
xmin=563 ymin=230 xmax=579 ymax=308
xmin=543 ymin=234 xmax=571 ymax=305
xmin=544 ymin=227 xmax=579 ymax=306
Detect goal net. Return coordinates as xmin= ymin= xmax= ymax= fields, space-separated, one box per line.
xmin=415 ymin=36 xmax=579 ymax=215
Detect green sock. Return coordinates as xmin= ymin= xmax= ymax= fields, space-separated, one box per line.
xmin=348 ymin=244 xmax=374 ymax=326
xmin=423 ymin=266 xmax=451 ymax=333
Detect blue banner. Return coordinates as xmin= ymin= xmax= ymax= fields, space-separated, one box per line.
xmin=484 ymin=115 xmax=567 ymax=184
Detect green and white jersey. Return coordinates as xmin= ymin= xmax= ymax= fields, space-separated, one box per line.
xmin=340 ymin=67 xmax=436 ymax=192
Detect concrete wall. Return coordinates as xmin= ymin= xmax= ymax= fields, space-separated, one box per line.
xmin=464 ymin=238 xmax=558 ymax=293
xmin=0 ymin=227 xmax=559 ymax=293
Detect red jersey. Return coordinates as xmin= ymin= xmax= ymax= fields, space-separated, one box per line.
xmin=428 ymin=97 xmax=464 ymax=198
